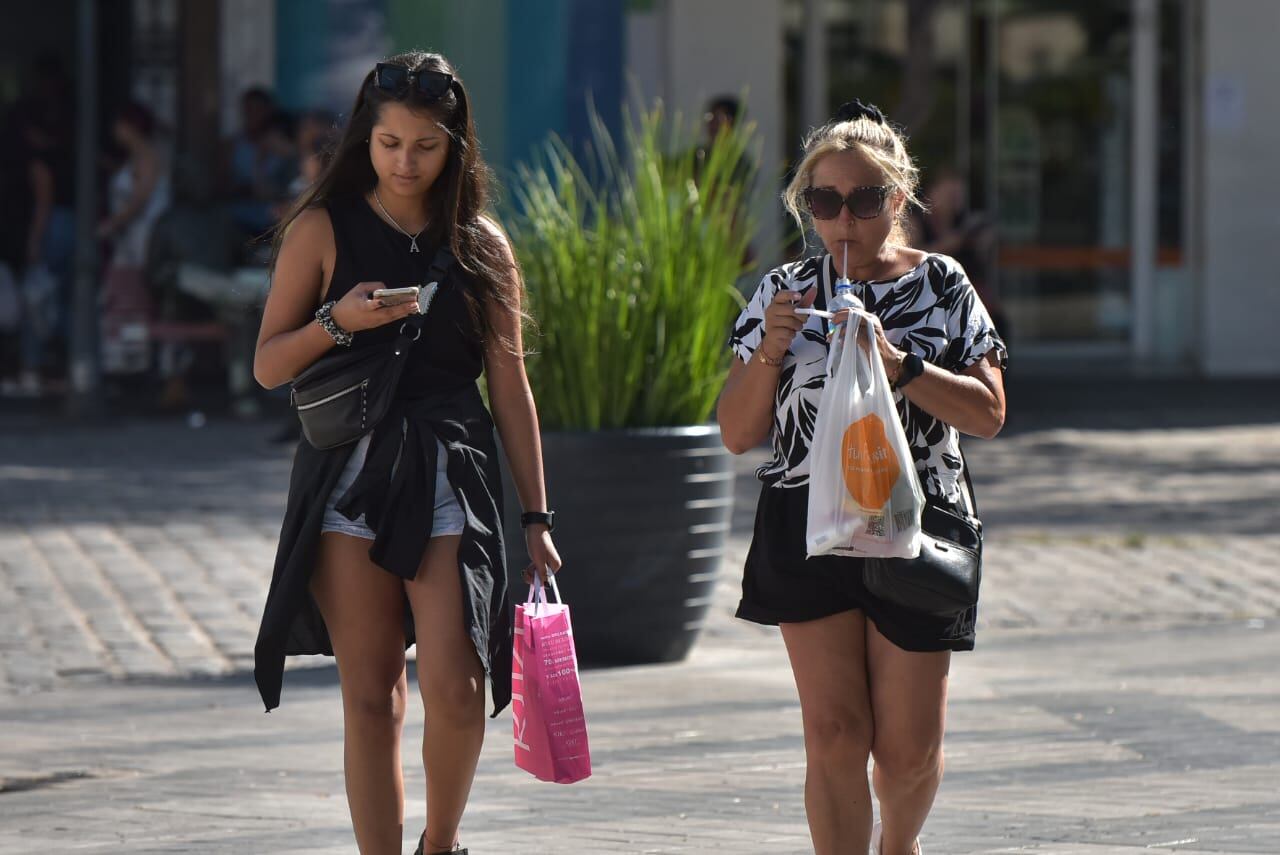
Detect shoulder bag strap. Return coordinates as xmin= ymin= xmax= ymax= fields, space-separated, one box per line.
xmin=957 ymin=443 xmax=979 ymax=517
xmin=396 ymin=246 xmax=456 ymax=340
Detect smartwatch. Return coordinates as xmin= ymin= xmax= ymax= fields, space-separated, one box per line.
xmin=895 ymin=352 xmax=924 ymax=389
xmin=520 ymin=510 xmax=556 ymax=533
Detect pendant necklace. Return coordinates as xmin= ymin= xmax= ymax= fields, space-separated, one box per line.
xmin=373 ymin=188 xmax=426 ymax=253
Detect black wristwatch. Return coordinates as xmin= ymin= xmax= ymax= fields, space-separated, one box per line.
xmin=520 ymin=510 xmax=556 ymax=533
xmin=894 ymin=352 xmax=924 ymax=389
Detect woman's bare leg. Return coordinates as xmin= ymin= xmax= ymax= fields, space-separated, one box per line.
xmin=311 ymin=532 xmax=409 ymax=855
xmin=780 ymin=609 xmax=875 ymax=855
xmin=403 ymin=534 xmax=485 ymax=852
xmin=866 ymin=620 xmax=951 ymax=855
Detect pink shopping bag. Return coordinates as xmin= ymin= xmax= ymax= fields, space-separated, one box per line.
xmin=511 ymin=574 xmax=591 ymax=784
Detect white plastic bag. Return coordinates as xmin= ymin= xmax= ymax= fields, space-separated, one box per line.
xmin=806 ymin=312 xmax=924 ymax=559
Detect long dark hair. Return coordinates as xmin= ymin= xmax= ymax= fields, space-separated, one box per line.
xmin=271 ymin=50 xmax=524 ymax=351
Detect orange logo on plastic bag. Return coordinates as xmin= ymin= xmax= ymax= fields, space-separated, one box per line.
xmin=841 ymin=414 xmax=900 ymax=510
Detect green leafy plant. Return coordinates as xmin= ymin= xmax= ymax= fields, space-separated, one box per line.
xmin=508 ymin=104 xmax=758 ymax=430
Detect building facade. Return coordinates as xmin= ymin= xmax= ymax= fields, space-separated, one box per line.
xmin=2 ymin=0 xmax=1275 ymax=377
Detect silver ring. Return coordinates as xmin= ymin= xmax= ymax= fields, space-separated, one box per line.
xmin=399 ymin=322 xmax=422 ymax=341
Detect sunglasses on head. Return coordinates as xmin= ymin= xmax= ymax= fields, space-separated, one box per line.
xmin=803 ymin=185 xmax=892 ymax=220
xmin=371 ymin=63 xmax=455 ymax=101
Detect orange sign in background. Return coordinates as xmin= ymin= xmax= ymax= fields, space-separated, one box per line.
xmin=841 ymin=413 xmax=900 ymax=510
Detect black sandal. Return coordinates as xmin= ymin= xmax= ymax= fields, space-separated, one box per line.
xmin=414 ymin=831 xmax=467 ymax=855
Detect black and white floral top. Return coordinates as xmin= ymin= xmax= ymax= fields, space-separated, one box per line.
xmin=728 ymin=252 xmax=1008 ymax=508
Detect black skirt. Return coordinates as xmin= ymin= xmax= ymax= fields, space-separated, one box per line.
xmin=254 ymin=383 xmax=513 ymax=714
xmin=736 ymin=482 xmax=976 ymax=652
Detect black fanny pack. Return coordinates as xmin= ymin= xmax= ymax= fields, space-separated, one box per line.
xmin=862 ymin=454 xmax=983 ymax=618
xmin=290 ymin=248 xmax=454 ymax=450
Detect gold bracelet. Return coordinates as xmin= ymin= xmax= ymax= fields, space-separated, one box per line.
xmin=886 ymin=352 xmax=903 ymax=386
xmin=756 ymin=348 xmax=785 ymax=367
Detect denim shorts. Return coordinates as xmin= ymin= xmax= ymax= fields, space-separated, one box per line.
xmin=320 ymin=433 xmax=466 ymax=541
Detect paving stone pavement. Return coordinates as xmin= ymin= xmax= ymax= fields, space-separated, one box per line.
xmin=1 ymin=620 xmax=1276 ymax=853
xmin=0 ymin=403 xmax=1278 ymax=852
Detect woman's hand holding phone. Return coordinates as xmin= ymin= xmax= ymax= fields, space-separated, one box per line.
xmin=330 ymin=282 xmax=420 ymax=332
xmin=371 ymin=286 xmax=421 ymax=305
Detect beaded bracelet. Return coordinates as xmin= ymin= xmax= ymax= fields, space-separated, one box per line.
xmin=315 ymin=301 xmax=354 ymax=347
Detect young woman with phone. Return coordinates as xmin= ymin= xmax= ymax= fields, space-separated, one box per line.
xmin=252 ymin=51 xmax=561 ymax=855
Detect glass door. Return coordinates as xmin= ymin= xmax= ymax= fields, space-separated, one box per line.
xmin=980 ymin=0 xmax=1136 ymax=350
xmin=783 ymin=0 xmax=1192 ymax=361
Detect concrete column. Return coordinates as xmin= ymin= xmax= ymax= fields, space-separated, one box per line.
xmin=801 ymin=0 xmax=828 ymax=136
xmin=67 ymin=0 xmax=101 ymax=417
xmin=1201 ymin=0 xmax=1280 ymax=375
xmin=1130 ymin=0 xmax=1159 ymax=364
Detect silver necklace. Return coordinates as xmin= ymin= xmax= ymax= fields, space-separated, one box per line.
xmin=373 ymin=188 xmax=426 ymax=253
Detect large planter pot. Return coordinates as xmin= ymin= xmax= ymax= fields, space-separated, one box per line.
xmin=501 ymin=425 xmax=734 ymax=666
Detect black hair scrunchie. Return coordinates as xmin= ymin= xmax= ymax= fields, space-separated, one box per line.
xmin=833 ymin=99 xmax=886 ymax=125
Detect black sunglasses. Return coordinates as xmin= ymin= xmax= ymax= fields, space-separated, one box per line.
xmin=372 ymin=63 xmax=455 ymax=101
xmin=803 ymin=185 xmax=892 ymax=220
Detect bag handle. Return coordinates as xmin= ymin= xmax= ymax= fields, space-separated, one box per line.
xmin=857 ymin=312 xmax=882 ymax=396
xmin=525 ymin=570 xmax=563 ymax=615
xmin=819 ymin=257 xmax=879 ymax=385
xmin=824 ymin=309 xmax=879 ymax=395
xmin=957 ymin=445 xmax=979 ymax=517
xmin=822 ymin=319 xmax=841 ymax=378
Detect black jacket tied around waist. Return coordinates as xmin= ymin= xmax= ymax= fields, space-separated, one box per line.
xmin=254 ymin=383 xmax=512 ymax=715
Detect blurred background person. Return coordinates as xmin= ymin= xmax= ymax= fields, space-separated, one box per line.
xmin=704 ymin=94 xmax=739 ymax=142
xmin=98 ymin=100 xmax=171 ymax=377
xmin=0 ymin=99 xmax=74 ymax=397
xmin=291 ymin=108 xmax=337 ymax=195
xmin=224 ymin=86 xmax=296 ymax=238
xmin=145 ymin=157 xmax=242 ymax=410
xmin=910 ymin=167 xmax=1008 ymax=340
xmin=274 ymin=108 xmax=338 ymax=221
xmin=697 ymin=94 xmax=758 ymax=275
xmin=697 ymin=94 xmax=751 ymax=184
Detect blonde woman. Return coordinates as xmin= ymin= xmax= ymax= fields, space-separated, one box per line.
xmin=718 ymin=100 xmax=1007 ymax=855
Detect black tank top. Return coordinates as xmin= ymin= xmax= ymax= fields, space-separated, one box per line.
xmin=323 ymin=194 xmax=483 ymax=398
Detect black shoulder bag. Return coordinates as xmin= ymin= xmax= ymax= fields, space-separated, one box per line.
xmin=862 ymin=450 xmax=983 ymax=619
xmin=289 ymin=248 xmax=454 ymax=450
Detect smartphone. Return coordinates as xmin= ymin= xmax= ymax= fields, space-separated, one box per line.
xmin=371 ymin=285 xmax=420 ymax=306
